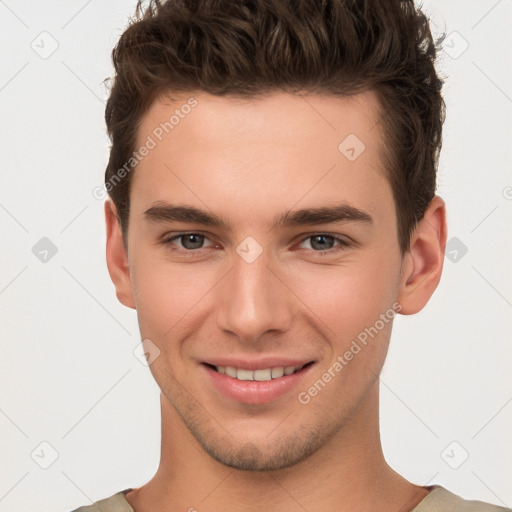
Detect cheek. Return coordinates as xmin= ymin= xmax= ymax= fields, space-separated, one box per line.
xmin=130 ymin=253 xmax=216 ymax=340
xmin=295 ymin=264 xmax=396 ymax=405
xmin=288 ymin=254 xmax=398 ymax=343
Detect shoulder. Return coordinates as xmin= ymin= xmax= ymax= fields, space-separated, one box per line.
xmin=413 ymin=486 xmax=511 ymax=512
xmin=69 ymin=489 xmax=134 ymax=512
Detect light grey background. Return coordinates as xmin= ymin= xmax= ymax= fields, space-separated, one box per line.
xmin=1 ymin=1 xmax=511 ymax=510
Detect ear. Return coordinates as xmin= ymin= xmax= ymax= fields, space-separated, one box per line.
xmin=397 ymin=195 xmax=447 ymax=315
xmin=105 ymin=199 xmax=136 ymax=309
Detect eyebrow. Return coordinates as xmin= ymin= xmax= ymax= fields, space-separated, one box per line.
xmin=143 ymin=201 xmax=373 ymax=231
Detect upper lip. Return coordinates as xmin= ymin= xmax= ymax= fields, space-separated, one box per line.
xmin=203 ymin=357 xmax=315 ymax=371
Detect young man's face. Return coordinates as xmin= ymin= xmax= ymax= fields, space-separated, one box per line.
xmin=107 ymin=90 xmax=440 ymax=471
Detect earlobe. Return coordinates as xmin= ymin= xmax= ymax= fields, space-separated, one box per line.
xmin=397 ymin=195 xmax=447 ymax=315
xmin=105 ymin=199 xmax=136 ymax=310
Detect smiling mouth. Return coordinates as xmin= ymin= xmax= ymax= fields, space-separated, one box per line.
xmin=204 ymin=361 xmax=315 ymax=381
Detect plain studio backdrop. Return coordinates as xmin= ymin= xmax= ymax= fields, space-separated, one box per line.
xmin=1 ymin=1 xmax=511 ymax=510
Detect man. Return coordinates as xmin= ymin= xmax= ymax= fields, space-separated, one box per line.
xmin=72 ymin=0 xmax=508 ymax=510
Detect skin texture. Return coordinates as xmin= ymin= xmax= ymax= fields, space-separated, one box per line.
xmin=105 ymin=90 xmax=447 ymax=512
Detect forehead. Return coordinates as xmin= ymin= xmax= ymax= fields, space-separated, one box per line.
xmin=137 ymin=89 xmax=383 ymax=150
xmin=131 ymin=90 xmax=392 ymax=228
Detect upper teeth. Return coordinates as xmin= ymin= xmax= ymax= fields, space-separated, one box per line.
xmin=215 ymin=365 xmax=304 ymax=381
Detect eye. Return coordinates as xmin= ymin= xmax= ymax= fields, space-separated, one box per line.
xmin=298 ymin=234 xmax=350 ymax=253
xmin=160 ymin=232 xmax=351 ymax=257
xmin=160 ymin=233 xmax=215 ymax=253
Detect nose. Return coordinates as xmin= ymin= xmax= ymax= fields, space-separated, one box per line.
xmin=215 ymin=249 xmax=293 ymax=343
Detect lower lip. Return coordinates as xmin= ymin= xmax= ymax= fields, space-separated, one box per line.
xmin=202 ymin=363 xmax=315 ymax=405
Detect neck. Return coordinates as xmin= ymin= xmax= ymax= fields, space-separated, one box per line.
xmin=126 ymin=382 xmax=429 ymax=512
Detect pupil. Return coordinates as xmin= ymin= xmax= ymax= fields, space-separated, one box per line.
xmin=183 ymin=234 xmax=204 ymax=250
xmin=311 ymin=235 xmax=334 ymax=251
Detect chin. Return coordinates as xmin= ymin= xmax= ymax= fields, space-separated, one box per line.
xmin=191 ymin=424 xmax=328 ymax=472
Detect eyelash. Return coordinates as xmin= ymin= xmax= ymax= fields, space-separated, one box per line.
xmin=159 ymin=232 xmax=352 ymax=257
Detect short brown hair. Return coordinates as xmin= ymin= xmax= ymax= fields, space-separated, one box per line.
xmin=105 ymin=0 xmax=445 ymax=254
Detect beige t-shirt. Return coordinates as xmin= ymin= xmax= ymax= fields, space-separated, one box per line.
xmin=70 ymin=485 xmax=511 ymax=511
